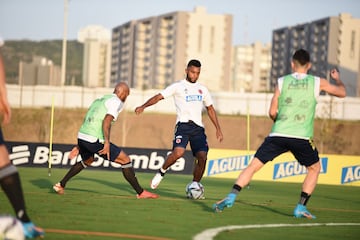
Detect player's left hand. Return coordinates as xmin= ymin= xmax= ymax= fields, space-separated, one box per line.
xmin=98 ymin=142 xmax=110 ymax=160
xmin=217 ymin=130 xmax=223 ymax=142
xmin=68 ymin=146 xmax=79 ymax=159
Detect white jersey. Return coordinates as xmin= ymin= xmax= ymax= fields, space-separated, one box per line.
xmin=160 ymin=79 xmax=213 ymax=127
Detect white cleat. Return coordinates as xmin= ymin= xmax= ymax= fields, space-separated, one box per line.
xmin=150 ymin=172 xmax=163 ymax=189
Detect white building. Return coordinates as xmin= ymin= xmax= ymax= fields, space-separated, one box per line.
xmin=232 ymin=42 xmax=272 ymax=92
xmin=111 ymin=6 xmax=233 ymax=91
xmin=78 ymin=25 xmax=111 ymax=87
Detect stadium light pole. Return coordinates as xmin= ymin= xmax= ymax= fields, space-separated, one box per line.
xmin=60 ymin=0 xmax=68 ymax=87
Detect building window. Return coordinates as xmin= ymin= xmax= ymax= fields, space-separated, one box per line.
xmin=350 ymin=30 xmax=355 ymax=58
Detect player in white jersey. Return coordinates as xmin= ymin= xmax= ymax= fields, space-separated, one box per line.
xmin=135 ymin=59 xmax=223 ymax=193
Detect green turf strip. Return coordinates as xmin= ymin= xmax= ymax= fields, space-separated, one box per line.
xmin=1 ymin=167 xmax=359 ymax=240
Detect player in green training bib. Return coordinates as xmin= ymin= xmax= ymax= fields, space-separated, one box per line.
xmin=214 ymin=49 xmax=346 ymax=219
xmin=53 ymin=82 xmax=158 ymax=199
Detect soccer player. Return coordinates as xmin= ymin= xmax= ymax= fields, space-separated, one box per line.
xmin=53 ymin=82 xmax=158 ymax=199
xmin=0 ymin=39 xmax=45 ymax=238
xmin=213 ymin=49 xmax=346 ymax=218
xmin=135 ymin=59 xmax=223 ymax=192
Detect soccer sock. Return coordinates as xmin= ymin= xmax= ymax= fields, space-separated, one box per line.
xmin=60 ymin=161 xmax=86 ymax=187
xmin=159 ymin=168 xmax=167 ymax=176
xmin=230 ymin=184 xmax=242 ymax=195
xmin=0 ymin=164 xmax=31 ymax=222
xmin=299 ymin=191 xmax=311 ymax=205
xmin=121 ymin=163 xmax=143 ymax=194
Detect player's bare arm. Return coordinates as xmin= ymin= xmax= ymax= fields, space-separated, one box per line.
xmin=269 ymin=86 xmax=280 ymax=121
xmin=0 ymin=54 xmax=11 ymax=125
xmin=98 ymin=114 xmax=114 ymax=159
xmin=135 ymin=93 xmax=164 ymax=115
xmin=206 ymin=105 xmax=223 ymax=142
xmin=320 ymin=68 xmax=346 ymax=98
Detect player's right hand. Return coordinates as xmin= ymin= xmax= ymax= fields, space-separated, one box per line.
xmin=135 ymin=106 xmax=144 ymax=115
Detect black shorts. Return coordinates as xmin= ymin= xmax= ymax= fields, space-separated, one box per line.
xmin=0 ymin=129 xmax=4 ymax=145
xmin=172 ymin=121 xmax=209 ymax=156
xmin=77 ymin=139 xmax=121 ymax=162
xmin=254 ymin=136 xmax=319 ymax=167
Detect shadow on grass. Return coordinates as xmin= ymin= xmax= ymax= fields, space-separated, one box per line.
xmin=152 ymin=187 xmax=186 ymax=199
xmin=238 ymin=200 xmax=292 ymax=217
xmin=31 ymin=178 xmax=53 ymax=189
xmin=72 ymin=176 xmax=138 ymax=195
xmin=31 ymin=176 xmax=138 ymax=196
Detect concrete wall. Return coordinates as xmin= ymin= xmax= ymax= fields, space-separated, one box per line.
xmin=6 ymin=84 xmax=360 ymax=121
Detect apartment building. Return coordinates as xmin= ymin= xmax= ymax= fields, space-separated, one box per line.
xmin=111 ymin=6 xmax=232 ymax=91
xmin=78 ymin=25 xmax=111 ymax=87
xmin=18 ymin=56 xmax=61 ymax=86
xmin=271 ymin=13 xmax=360 ymax=97
xmin=232 ymin=42 xmax=271 ymax=92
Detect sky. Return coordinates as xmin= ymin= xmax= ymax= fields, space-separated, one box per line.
xmin=1 ymin=0 xmax=359 ymax=45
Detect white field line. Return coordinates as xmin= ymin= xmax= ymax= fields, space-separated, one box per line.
xmin=193 ymin=223 xmax=360 ymax=240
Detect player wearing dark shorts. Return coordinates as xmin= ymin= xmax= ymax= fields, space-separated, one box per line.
xmin=255 ymin=137 xmax=319 ymax=167
xmin=135 ymin=59 xmax=223 ymax=192
xmin=214 ymin=49 xmax=346 ymax=218
xmin=53 ymin=82 xmax=158 ymax=199
xmin=0 ymin=39 xmax=44 ymax=238
xmin=173 ymin=121 xmax=209 ymax=156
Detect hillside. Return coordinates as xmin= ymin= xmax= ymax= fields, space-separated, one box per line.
xmin=1 ymin=40 xmax=83 ymax=85
xmin=3 ymin=108 xmax=359 ymax=156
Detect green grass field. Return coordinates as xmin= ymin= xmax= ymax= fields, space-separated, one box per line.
xmin=1 ymin=167 xmax=359 ymax=240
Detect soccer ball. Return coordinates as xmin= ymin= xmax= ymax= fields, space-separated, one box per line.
xmin=185 ymin=181 xmax=205 ymax=199
xmin=0 ymin=215 xmax=24 ymax=240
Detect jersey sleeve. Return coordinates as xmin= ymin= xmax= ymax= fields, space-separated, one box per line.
xmin=104 ymin=97 xmax=123 ymax=121
xmin=314 ymin=76 xmax=320 ymax=97
xmin=160 ymin=82 xmax=178 ymax=98
xmin=277 ymin=77 xmax=284 ymax=93
xmin=202 ymin=86 xmax=214 ymax=107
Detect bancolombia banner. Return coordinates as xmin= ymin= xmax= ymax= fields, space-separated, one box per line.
xmin=5 ymin=141 xmax=194 ymax=175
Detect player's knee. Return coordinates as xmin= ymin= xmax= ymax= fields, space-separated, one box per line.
xmin=114 ymin=150 xmax=131 ymax=165
xmin=121 ymin=162 xmax=132 ymax=169
xmin=307 ymin=161 xmax=321 ymax=174
xmin=82 ymin=158 xmax=94 ymax=167
xmin=196 ymin=157 xmax=207 ymax=166
xmin=172 ymin=149 xmax=185 ymax=159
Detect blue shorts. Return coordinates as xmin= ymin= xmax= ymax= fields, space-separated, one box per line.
xmin=172 ymin=121 xmax=209 ymax=156
xmin=77 ymin=139 xmax=121 ymax=162
xmin=254 ymin=136 xmax=319 ymax=167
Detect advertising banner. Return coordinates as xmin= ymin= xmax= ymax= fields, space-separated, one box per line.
xmin=5 ymin=141 xmax=194 ymax=175
xmin=206 ymin=149 xmax=360 ymax=187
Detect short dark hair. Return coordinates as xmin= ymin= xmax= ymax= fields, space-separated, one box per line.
xmin=187 ymin=59 xmax=201 ymax=68
xmin=292 ymin=49 xmax=310 ymax=66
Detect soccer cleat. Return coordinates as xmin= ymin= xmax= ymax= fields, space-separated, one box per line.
xmin=22 ymin=222 xmax=45 ymax=239
xmin=293 ymin=204 xmax=316 ymax=219
xmin=213 ymin=193 xmax=236 ymax=212
xmin=136 ymin=190 xmax=159 ymax=199
xmin=53 ymin=182 xmax=65 ymax=194
xmin=150 ymin=172 xmax=163 ymax=189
